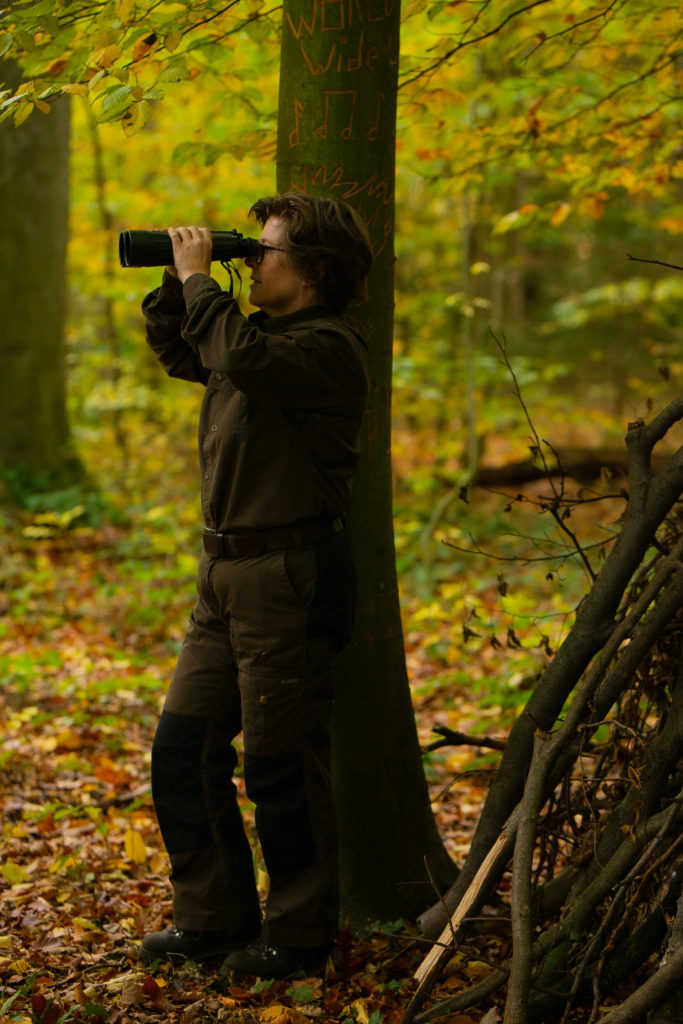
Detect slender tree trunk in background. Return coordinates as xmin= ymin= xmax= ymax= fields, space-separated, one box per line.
xmin=276 ymin=0 xmax=455 ymax=927
xmin=0 ymin=61 xmax=82 ymax=500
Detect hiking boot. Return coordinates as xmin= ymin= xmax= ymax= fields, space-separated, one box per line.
xmin=220 ymin=938 xmax=331 ymax=979
xmin=139 ymin=924 xmax=256 ymax=963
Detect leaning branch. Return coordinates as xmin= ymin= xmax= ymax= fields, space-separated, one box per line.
xmin=626 ymin=254 xmax=683 ymax=273
xmin=505 ymin=731 xmax=553 ymax=1024
xmin=403 ymin=809 xmax=519 ymax=1024
xmin=424 ymin=726 xmax=506 ymax=753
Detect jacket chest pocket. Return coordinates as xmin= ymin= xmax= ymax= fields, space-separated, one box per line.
xmin=204 ymin=375 xmax=251 ymax=435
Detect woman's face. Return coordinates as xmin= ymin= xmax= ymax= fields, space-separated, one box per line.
xmin=245 ymin=216 xmax=316 ymax=317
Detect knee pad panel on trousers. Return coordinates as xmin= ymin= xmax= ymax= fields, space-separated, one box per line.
xmin=152 ymin=711 xmax=214 ymax=853
xmin=244 ymin=750 xmax=316 ymax=878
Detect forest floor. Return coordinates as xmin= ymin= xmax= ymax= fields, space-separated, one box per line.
xmin=0 ymin=479 xmax=624 ymax=1024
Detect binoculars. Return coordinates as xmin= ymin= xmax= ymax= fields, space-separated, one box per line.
xmin=119 ymin=229 xmax=262 ymax=267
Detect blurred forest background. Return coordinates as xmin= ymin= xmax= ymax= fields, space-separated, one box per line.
xmin=2 ymin=0 xmax=681 ymax=675
xmin=1 ymin=1 xmax=682 ymax=1021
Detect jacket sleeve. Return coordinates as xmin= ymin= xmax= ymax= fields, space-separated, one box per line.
xmin=180 ymin=274 xmax=369 ymax=411
xmin=142 ymin=271 xmax=209 ymax=385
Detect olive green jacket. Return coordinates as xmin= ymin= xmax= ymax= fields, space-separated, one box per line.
xmin=142 ymin=271 xmax=370 ymax=532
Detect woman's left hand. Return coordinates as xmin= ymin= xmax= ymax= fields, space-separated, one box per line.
xmin=168 ymin=226 xmax=213 ymax=283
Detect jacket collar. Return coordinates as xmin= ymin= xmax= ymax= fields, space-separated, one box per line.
xmin=248 ymin=304 xmax=330 ymax=333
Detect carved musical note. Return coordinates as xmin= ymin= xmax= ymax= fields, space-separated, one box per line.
xmin=288 ymin=97 xmax=305 ymax=148
xmin=314 ymin=89 xmax=357 ymax=140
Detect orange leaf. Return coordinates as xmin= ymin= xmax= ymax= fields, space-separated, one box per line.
xmin=133 ymin=33 xmax=158 ymax=61
xmin=583 ymin=192 xmax=608 ymax=219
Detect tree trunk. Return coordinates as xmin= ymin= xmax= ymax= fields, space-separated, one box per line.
xmin=276 ymin=0 xmax=455 ymax=927
xmin=0 ymin=60 xmax=82 ymax=500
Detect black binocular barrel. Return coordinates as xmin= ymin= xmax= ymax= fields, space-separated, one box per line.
xmin=119 ymin=229 xmax=261 ymax=267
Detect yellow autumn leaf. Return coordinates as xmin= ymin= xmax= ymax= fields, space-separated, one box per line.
xmin=13 ymin=101 xmax=33 ymax=126
xmin=259 ymin=1005 xmax=289 ymax=1022
xmin=61 ymin=83 xmax=89 ymax=96
xmin=492 ymin=204 xmax=538 ymax=235
xmin=550 ymin=202 xmax=571 ymax=226
xmin=132 ymin=36 xmax=157 ymax=62
xmin=54 ymin=728 xmax=84 ymax=750
xmin=145 ymin=505 xmax=171 ymax=521
xmin=115 ymin=0 xmax=135 ymax=23
xmin=1 ymin=861 xmax=29 ymax=884
xmin=165 ymin=30 xmax=182 ymax=52
xmin=124 ymin=827 xmax=147 ymax=863
xmin=72 ymin=916 xmax=97 ymax=930
xmin=613 ymin=167 xmax=638 ymax=191
xmin=655 ymin=216 xmax=683 ymax=233
xmin=92 ymin=44 xmax=121 ymax=68
xmin=348 ymin=999 xmax=371 ymax=1024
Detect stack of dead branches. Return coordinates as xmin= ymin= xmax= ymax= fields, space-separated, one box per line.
xmin=405 ymin=396 xmax=683 ymax=1024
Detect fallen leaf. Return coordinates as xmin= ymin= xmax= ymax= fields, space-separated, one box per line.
xmin=118 ymin=978 xmax=146 ymax=1007
xmin=346 ymin=998 xmax=371 ymax=1024
xmin=181 ymin=1000 xmax=205 ymax=1022
xmin=124 ymin=827 xmax=147 ymax=863
xmin=1 ymin=861 xmax=29 ymax=884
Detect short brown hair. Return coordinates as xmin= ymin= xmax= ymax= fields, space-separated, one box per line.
xmin=249 ymin=192 xmax=373 ymax=312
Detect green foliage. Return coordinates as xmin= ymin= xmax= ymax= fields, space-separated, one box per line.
xmin=1 ymin=3 xmax=677 ymax=751
xmin=0 ymin=0 xmax=281 ymax=127
xmin=3 ymin=1 xmax=679 ymax=544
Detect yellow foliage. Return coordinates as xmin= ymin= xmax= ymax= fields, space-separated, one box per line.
xmin=124 ymin=827 xmax=148 ymax=864
xmin=72 ymin=916 xmax=97 ymax=930
xmin=550 ymin=202 xmax=571 ymax=226
xmin=61 ymin=83 xmax=89 ymax=96
xmin=1 ymin=861 xmax=29 ymax=884
xmin=164 ymin=30 xmax=182 ymax=52
xmin=115 ymin=0 xmax=136 ymax=25
xmin=91 ymin=44 xmax=122 ymax=69
xmin=258 ymin=1005 xmax=310 ymax=1024
xmin=343 ymin=998 xmax=372 ymax=1023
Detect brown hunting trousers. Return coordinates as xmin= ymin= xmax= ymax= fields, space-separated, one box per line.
xmin=150 ymin=529 xmax=355 ymax=948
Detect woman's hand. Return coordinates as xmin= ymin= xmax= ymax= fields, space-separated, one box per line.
xmin=167 ymin=226 xmax=213 ymax=283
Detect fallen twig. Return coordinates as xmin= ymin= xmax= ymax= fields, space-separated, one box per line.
xmin=424 ymin=726 xmax=506 ymax=753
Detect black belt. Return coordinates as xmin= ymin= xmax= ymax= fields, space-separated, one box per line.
xmin=202 ymin=517 xmax=344 ymax=559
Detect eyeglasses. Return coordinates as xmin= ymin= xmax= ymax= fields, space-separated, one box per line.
xmin=254 ymin=243 xmax=289 ymax=264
